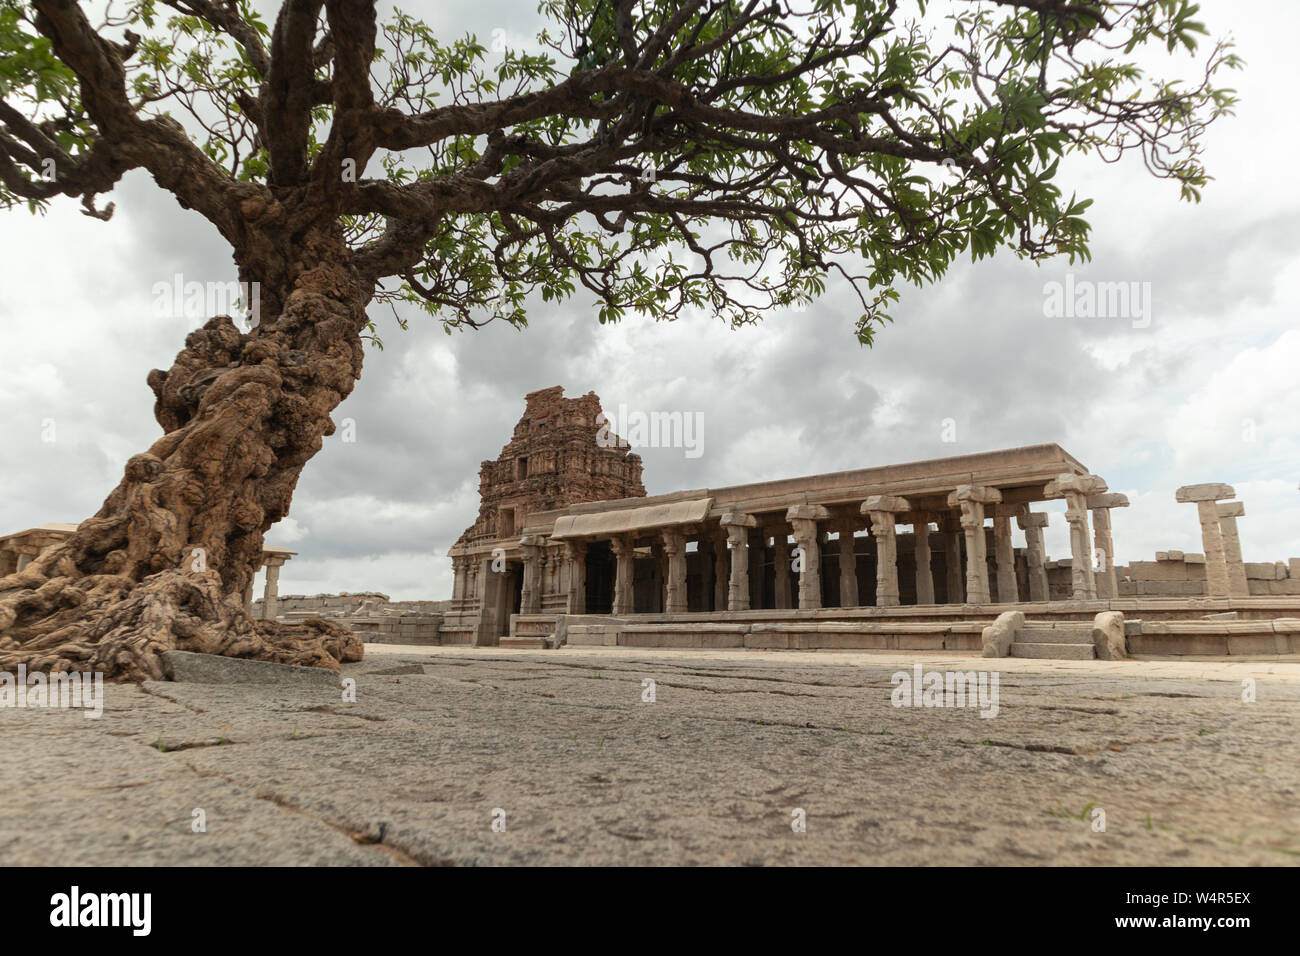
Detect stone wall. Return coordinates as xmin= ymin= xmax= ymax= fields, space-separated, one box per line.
xmin=252 ymin=592 xmax=449 ymax=645
xmin=1040 ymin=553 xmax=1300 ymax=599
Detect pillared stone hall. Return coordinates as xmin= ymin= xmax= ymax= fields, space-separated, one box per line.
xmin=439 ymin=388 xmax=1299 ymax=660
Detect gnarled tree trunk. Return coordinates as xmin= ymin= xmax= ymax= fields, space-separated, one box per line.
xmin=0 ymin=228 xmax=369 ymax=680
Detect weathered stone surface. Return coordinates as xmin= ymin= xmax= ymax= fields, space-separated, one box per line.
xmin=5 ymin=646 xmax=1300 ymax=866
xmin=164 ymin=650 xmax=343 ymax=688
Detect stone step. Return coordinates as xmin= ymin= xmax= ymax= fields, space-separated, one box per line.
xmin=1019 ymin=625 xmax=1093 ymax=644
xmin=500 ymin=638 xmax=547 ymax=649
xmin=1008 ymin=641 xmax=1096 ymax=660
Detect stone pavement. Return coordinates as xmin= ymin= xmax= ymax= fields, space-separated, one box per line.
xmin=2 ymin=645 xmax=1298 ymax=865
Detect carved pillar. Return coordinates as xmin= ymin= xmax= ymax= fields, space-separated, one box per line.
xmin=836 ymin=520 xmax=859 ymax=608
xmin=712 ymin=530 xmax=729 ymax=611
xmin=564 ymin=540 xmax=587 ymax=614
xmin=519 ymin=534 xmax=543 ymax=614
xmin=787 ymin=505 xmax=829 ymax=610
xmin=649 ymin=538 xmax=664 ymax=613
xmin=262 ymin=559 xmax=282 ymax=621
xmin=1017 ymin=512 xmax=1051 ymax=602
xmin=941 ymin=516 xmax=964 ymax=604
xmin=1087 ymin=492 xmax=1130 ymax=599
xmin=991 ymin=506 xmax=1021 ymax=604
xmin=1175 ymin=484 xmax=1236 ymax=597
xmin=912 ymin=514 xmax=934 ymax=606
xmin=661 ymin=528 xmax=688 ymax=613
xmin=749 ymin=530 xmax=764 ymax=609
xmin=1046 ymin=473 xmax=1108 ymax=600
xmin=721 ymin=513 xmax=757 ymax=611
xmin=863 ymin=495 xmax=910 ymax=608
xmin=610 ymin=534 xmax=636 ymax=615
xmin=947 ymin=485 xmax=1002 ymax=605
xmin=772 ymin=532 xmax=792 ymax=609
xmin=1216 ymin=501 xmax=1249 ymax=597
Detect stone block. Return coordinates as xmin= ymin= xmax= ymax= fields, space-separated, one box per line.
xmin=1091 ymin=610 xmax=1127 ymax=660
xmin=1226 ymin=635 xmax=1288 ymax=655
xmin=862 ymin=494 xmax=910 ymax=513
xmin=980 ymin=610 xmax=1024 ymax=658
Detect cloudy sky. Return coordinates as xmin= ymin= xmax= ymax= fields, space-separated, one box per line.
xmin=1 ymin=0 xmax=1297 ymax=600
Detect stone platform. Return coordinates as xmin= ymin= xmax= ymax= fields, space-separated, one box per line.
xmin=509 ymin=596 xmax=1300 ymax=657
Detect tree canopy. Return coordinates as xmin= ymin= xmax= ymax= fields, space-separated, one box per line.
xmin=1 ymin=0 xmax=1238 ymax=344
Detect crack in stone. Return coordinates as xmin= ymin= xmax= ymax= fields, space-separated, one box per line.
xmin=183 ymin=764 xmax=441 ymax=866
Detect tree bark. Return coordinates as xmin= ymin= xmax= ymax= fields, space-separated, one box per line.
xmin=0 ymin=227 xmax=369 ymax=681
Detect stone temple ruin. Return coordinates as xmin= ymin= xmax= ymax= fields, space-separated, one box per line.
xmin=436 ymin=386 xmax=1300 ymax=660
xmin=6 ymin=386 xmax=1298 ymax=660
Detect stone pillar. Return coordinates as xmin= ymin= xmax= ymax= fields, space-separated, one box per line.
xmin=242 ymin=578 xmax=255 ymax=615
xmin=721 ymin=513 xmax=756 ymax=612
xmin=749 ymin=530 xmax=764 ymax=609
xmin=1017 ymin=512 xmax=1051 ymax=602
xmin=712 ymin=530 xmax=729 ymax=611
xmin=451 ymin=556 xmax=465 ymax=602
xmin=913 ymin=515 xmax=934 ymax=605
xmin=836 ymin=520 xmax=859 ymax=608
xmin=519 ymin=534 xmax=543 ymax=614
xmin=611 ymin=534 xmax=636 ymax=615
xmin=564 ymin=540 xmax=587 ymax=614
xmin=1216 ymin=501 xmax=1249 ymax=597
xmin=262 ymin=560 xmax=282 ymax=621
xmin=1174 ymin=484 xmax=1235 ymax=597
xmin=661 ymin=528 xmax=688 ymax=613
xmin=1045 ymin=474 xmax=1108 ymax=600
xmin=1087 ymin=492 xmax=1130 ymax=599
xmin=787 ymin=505 xmax=829 ymax=610
xmin=862 ymin=495 xmax=910 ymax=608
xmin=650 ymin=538 xmax=665 ymax=613
xmin=946 ymin=485 xmax=1002 ymax=605
xmin=941 ymin=516 xmax=964 ymax=604
xmin=15 ymin=552 xmax=33 ymax=573
xmin=772 ymin=532 xmax=792 ymax=609
xmin=991 ymin=506 xmax=1021 ymax=604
